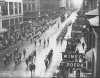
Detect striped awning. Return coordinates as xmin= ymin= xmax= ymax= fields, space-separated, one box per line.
xmin=88 ymin=16 xmax=99 ymax=26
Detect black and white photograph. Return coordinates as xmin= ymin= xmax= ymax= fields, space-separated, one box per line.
xmin=0 ymin=0 xmax=99 ymax=78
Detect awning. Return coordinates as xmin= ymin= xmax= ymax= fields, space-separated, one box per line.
xmin=88 ymin=16 xmax=99 ymax=26
xmin=85 ymin=8 xmax=99 ymax=16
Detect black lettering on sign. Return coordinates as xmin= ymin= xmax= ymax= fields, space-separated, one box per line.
xmin=66 ymin=62 xmax=85 ymax=68
xmin=62 ymin=53 xmax=85 ymax=60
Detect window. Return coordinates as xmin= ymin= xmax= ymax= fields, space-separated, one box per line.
xmin=15 ymin=18 xmax=18 ymax=25
xmin=2 ymin=20 xmax=9 ymax=28
xmin=19 ymin=3 xmax=22 ymax=14
xmin=28 ymin=3 xmax=31 ymax=11
xmin=9 ymin=2 xmax=13 ymax=15
xmin=1 ymin=2 xmax=8 ymax=16
xmin=23 ymin=4 xmax=27 ymax=11
xmin=15 ymin=2 xmax=18 ymax=14
xmin=19 ymin=17 xmax=23 ymax=23
xmin=32 ymin=3 xmax=35 ymax=10
xmin=10 ymin=19 xmax=14 ymax=26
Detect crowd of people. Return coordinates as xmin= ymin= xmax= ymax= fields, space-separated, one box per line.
xmin=3 ymin=48 xmax=22 ymax=67
xmin=44 ymin=49 xmax=53 ymax=71
xmin=0 ymin=7 xmax=65 ymax=50
xmin=56 ymin=36 xmax=87 ymax=78
xmin=0 ymin=7 xmax=67 ymax=72
xmin=54 ymin=10 xmax=95 ymax=78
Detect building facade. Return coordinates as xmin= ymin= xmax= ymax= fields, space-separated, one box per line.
xmin=23 ymin=0 xmax=68 ymax=21
xmin=82 ymin=0 xmax=98 ymax=11
xmin=39 ymin=0 xmax=68 ymax=11
xmin=23 ymin=0 xmax=38 ymax=21
xmin=23 ymin=0 xmax=36 ymax=13
xmin=0 ymin=0 xmax=23 ymax=30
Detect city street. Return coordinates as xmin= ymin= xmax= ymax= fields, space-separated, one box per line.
xmin=0 ymin=10 xmax=77 ymax=78
xmin=0 ymin=0 xmax=99 ymax=78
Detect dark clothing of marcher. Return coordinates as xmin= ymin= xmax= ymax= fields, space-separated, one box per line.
xmin=23 ymin=49 xmax=26 ymax=58
xmin=25 ymin=58 xmax=29 ymax=70
xmin=47 ymin=38 xmax=49 ymax=46
xmin=39 ymin=39 xmax=41 ymax=45
xmin=34 ymin=41 xmax=36 ymax=46
xmin=44 ymin=49 xmax=53 ymax=70
xmin=33 ymin=50 xmax=36 ymax=58
xmin=44 ymin=59 xmax=49 ymax=70
xmin=29 ymin=63 xmax=35 ymax=72
xmin=44 ymin=40 xmax=46 ymax=48
xmin=82 ymin=42 xmax=85 ymax=50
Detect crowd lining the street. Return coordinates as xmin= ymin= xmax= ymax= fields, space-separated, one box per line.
xmin=1 ymin=7 xmax=67 ymax=71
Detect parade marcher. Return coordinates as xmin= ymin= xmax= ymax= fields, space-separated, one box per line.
xmin=4 ymin=54 xmax=10 ymax=65
xmin=9 ymin=53 xmax=12 ymax=62
xmin=28 ymin=54 xmax=34 ymax=63
xmin=44 ymin=40 xmax=46 ymax=48
xmin=30 ymin=38 xmax=33 ymax=43
xmin=76 ymin=49 xmax=79 ymax=54
xmin=47 ymin=38 xmax=49 ymax=46
xmin=34 ymin=40 xmax=36 ymax=47
xmin=29 ymin=62 xmax=35 ymax=72
xmin=29 ymin=62 xmax=35 ymax=78
xmin=61 ymin=38 xmax=63 ymax=45
xmin=18 ymin=53 xmax=22 ymax=62
xmin=23 ymin=48 xmax=26 ymax=58
xmin=7 ymin=54 xmax=11 ymax=64
xmin=82 ymin=42 xmax=85 ymax=50
xmin=33 ymin=50 xmax=36 ymax=59
xmin=32 ymin=50 xmax=36 ymax=63
xmin=44 ymin=49 xmax=53 ymax=70
xmin=14 ymin=58 xmax=18 ymax=70
xmin=48 ymin=49 xmax=53 ymax=62
xmin=39 ymin=39 xmax=41 ymax=46
xmin=44 ymin=58 xmax=49 ymax=70
xmin=3 ymin=55 xmax=7 ymax=66
xmin=14 ymin=47 xmax=19 ymax=57
xmin=71 ymin=43 xmax=76 ymax=52
xmin=25 ymin=58 xmax=29 ymax=70
xmin=58 ymin=22 xmax=59 ymax=29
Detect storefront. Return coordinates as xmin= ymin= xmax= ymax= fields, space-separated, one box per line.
xmin=85 ymin=7 xmax=100 ymax=78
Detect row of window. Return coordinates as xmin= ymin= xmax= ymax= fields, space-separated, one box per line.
xmin=1 ymin=2 xmax=22 ymax=16
xmin=83 ymin=0 xmax=97 ymax=10
xmin=23 ymin=3 xmax=35 ymax=12
xmin=2 ymin=17 xmax=23 ymax=28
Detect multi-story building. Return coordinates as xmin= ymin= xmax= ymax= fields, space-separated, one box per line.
xmin=23 ymin=0 xmax=37 ymax=21
xmin=39 ymin=0 xmax=68 ymax=12
xmin=82 ymin=0 xmax=98 ymax=11
xmin=0 ymin=0 xmax=23 ymax=30
xmin=23 ymin=0 xmax=68 ymax=21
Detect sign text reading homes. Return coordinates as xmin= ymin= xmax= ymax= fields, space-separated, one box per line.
xmin=62 ymin=52 xmax=86 ymax=69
